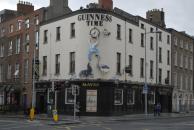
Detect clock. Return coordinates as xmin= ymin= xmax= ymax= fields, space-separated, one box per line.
xmin=90 ymin=27 xmax=100 ymax=38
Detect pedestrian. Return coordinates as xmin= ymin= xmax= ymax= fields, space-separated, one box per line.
xmin=156 ymin=103 xmax=161 ymax=116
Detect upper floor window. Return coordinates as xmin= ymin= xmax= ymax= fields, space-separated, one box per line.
xmin=9 ymin=24 xmax=14 ymax=33
xmin=35 ymin=31 xmax=39 ymax=49
xmin=70 ymin=52 xmax=75 ymax=74
xmin=174 ymin=37 xmax=177 ymax=46
xmin=159 ymin=32 xmax=162 ymax=41
xmin=55 ymin=54 xmax=60 ymax=75
xmin=159 ymin=47 xmax=162 ymax=63
xmin=116 ymin=52 xmax=121 ymax=74
xmin=129 ymin=28 xmax=133 ymax=43
xmin=70 ymin=23 xmax=75 ymax=38
xmin=141 ymin=33 xmax=144 ymax=47
xmin=17 ymin=20 xmax=22 ymax=30
xmin=150 ymin=60 xmax=154 ymax=79
xmin=150 ymin=27 xmax=153 ymax=32
xmin=141 ymin=23 xmax=144 ymax=29
xmin=42 ymin=56 xmax=47 ymax=76
xmin=117 ymin=24 xmax=121 ymax=40
xmin=167 ymin=35 xmax=170 ymax=44
xmin=24 ymin=59 xmax=29 ymax=82
xmin=44 ymin=30 xmax=48 ymax=43
xmin=14 ymin=63 xmax=19 ymax=79
xmin=8 ymin=40 xmax=13 ymax=56
xmin=159 ymin=68 xmax=162 ymax=84
xmin=0 ymin=44 xmax=4 ymax=57
xmin=167 ymin=50 xmax=170 ymax=65
xmin=16 ymin=36 xmax=20 ymax=54
xmin=180 ymin=40 xmax=184 ymax=48
xmin=140 ymin=58 xmax=144 ymax=78
xmin=150 ymin=37 xmax=153 ymax=50
xmin=7 ymin=64 xmax=12 ymax=79
xmin=174 ymin=51 xmax=178 ymax=66
xmin=25 ymin=18 xmax=30 ymax=29
xmin=128 ymin=55 xmax=133 ymax=76
xmin=34 ymin=15 xmax=39 ymax=25
xmin=56 ymin=27 xmax=61 ymax=41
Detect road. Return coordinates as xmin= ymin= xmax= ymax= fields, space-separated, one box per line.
xmin=0 ymin=116 xmax=194 ymax=130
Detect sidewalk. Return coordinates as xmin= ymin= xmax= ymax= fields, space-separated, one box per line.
xmin=0 ymin=112 xmax=194 ymax=125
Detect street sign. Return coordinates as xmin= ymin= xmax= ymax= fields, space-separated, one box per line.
xmin=143 ymin=83 xmax=148 ymax=94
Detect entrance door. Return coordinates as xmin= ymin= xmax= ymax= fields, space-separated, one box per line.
xmin=86 ymin=90 xmax=97 ymax=112
xmin=36 ymin=93 xmax=46 ymax=113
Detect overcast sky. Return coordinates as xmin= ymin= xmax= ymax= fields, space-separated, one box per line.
xmin=0 ymin=0 xmax=193 ymax=36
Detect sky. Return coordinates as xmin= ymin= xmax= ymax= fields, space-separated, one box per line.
xmin=0 ymin=0 xmax=193 ymax=36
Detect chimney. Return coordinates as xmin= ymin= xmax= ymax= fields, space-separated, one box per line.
xmin=98 ymin=0 xmax=113 ymax=10
xmin=17 ymin=1 xmax=34 ymax=15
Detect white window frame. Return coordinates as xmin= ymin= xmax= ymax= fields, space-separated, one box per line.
xmin=25 ymin=18 xmax=30 ymax=29
xmin=65 ymin=88 xmax=74 ymax=104
xmin=16 ymin=37 xmax=20 ymax=54
xmin=114 ymin=89 xmax=123 ymax=105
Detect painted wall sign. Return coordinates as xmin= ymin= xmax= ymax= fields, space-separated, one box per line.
xmin=78 ymin=13 xmax=112 ymax=26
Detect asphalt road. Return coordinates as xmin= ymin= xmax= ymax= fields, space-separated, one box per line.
xmin=0 ymin=116 xmax=194 ymax=130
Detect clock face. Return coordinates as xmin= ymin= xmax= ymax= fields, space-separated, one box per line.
xmin=90 ymin=27 xmax=100 ymax=38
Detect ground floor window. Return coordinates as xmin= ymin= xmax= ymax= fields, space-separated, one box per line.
xmin=114 ymin=89 xmax=123 ymax=105
xmin=148 ymin=91 xmax=155 ymax=104
xmin=65 ymin=88 xmax=74 ymax=104
xmin=0 ymin=92 xmax=4 ymax=105
xmin=127 ymin=89 xmax=135 ymax=105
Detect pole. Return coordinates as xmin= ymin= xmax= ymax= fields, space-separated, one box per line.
xmin=144 ymin=29 xmax=148 ymax=116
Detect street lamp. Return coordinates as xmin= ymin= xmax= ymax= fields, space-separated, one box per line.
xmin=144 ymin=28 xmax=162 ymax=116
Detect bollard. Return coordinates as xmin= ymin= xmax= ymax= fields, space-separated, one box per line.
xmin=29 ymin=107 xmax=35 ymax=121
xmin=52 ymin=109 xmax=58 ymax=122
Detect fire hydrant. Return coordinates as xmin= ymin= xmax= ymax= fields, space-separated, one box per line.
xmin=52 ymin=109 xmax=58 ymax=122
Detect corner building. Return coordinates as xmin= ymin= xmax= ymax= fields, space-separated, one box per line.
xmin=37 ymin=7 xmax=172 ymax=115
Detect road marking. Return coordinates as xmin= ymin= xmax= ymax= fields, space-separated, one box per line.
xmin=65 ymin=127 xmax=71 ymax=130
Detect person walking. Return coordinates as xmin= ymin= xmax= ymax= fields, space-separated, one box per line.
xmin=156 ymin=103 xmax=161 ymax=116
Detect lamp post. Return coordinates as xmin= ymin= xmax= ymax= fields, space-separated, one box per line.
xmin=144 ymin=29 xmax=161 ymax=116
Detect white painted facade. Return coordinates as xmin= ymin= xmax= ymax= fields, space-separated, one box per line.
xmin=39 ymin=10 xmax=171 ymax=86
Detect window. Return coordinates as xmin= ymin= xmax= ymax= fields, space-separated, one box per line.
xmin=150 ymin=37 xmax=153 ymax=50
xmin=17 ymin=20 xmax=21 ymax=30
xmin=8 ymin=40 xmax=13 ymax=56
xmin=65 ymin=88 xmax=74 ymax=104
xmin=159 ymin=68 xmax=162 ymax=84
xmin=150 ymin=27 xmax=153 ymax=32
xmin=180 ymin=40 xmax=183 ymax=48
xmin=70 ymin=23 xmax=75 ymax=38
xmin=129 ymin=28 xmax=133 ymax=43
xmin=166 ymin=70 xmax=170 ymax=84
xmin=25 ymin=34 xmax=29 ymax=53
xmin=34 ymin=15 xmax=39 ymax=25
xmin=174 ymin=37 xmax=177 ymax=46
xmin=159 ymin=47 xmax=162 ymax=63
xmin=116 ymin=52 xmax=121 ymax=74
xmin=167 ymin=50 xmax=170 ymax=65
xmin=35 ymin=31 xmax=39 ymax=49
xmin=42 ymin=56 xmax=47 ymax=76
xmin=141 ymin=23 xmax=144 ymax=29
xmin=9 ymin=24 xmax=14 ymax=33
xmin=141 ymin=33 xmax=144 ymax=47
xmin=1 ymin=28 xmax=5 ymax=37
xmin=14 ymin=63 xmax=19 ymax=79
xmin=0 ymin=64 xmax=3 ymax=82
xmin=159 ymin=32 xmax=162 ymax=41
xmin=25 ymin=18 xmax=30 ymax=28
xmin=190 ymin=57 xmax=193 ymax=70
xmin=148 ymin=91 xmax=155 ymax=104
xmin=140 ymin=58 xmax=144 ymax=78
xmin=44 ymin=30 xmax=48 ymax=43
xmin=0 ymin=92 xmax=4 ymax=105
xmin=167 ymin=35 xmax=170 ymax=44
xmin=117 ymin=24 xmax=121 ymax=40
xmin=16 ymin=36 xmax=20 ymax=54
xmin=150 ymin=60 xmax=154 ymax=79
xmin=173 ymin=72 xmax=177 ymax=87
xmin=70 ymin=52 xmax=75 ymax=74
xmin=128 ymin=55 xmax=133 ymax=75
xmin=56 ymin=27 xmax=61 ymax=41
xmin=24 ymin=59 xmax=29 ymax=82
xmin=7 ymin=64 xmax=11 ymax=79
xmin=55 ymin=54 xmax=60 ymax=75
xmin=174 ymin=51 xmax=177 ymax=66
xmin=0 ymin=44 xmax=4 ymax=57
xmin=114 ymin=89 xmax=123 ymax=105
xmin=180 ymin=53 xmax=183 ymax=67
xmin=127 ymin=89 xmax=135 ymax=105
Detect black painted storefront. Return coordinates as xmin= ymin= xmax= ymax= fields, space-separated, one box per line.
xmin=35 ymin=80 xmax=173 ymax=116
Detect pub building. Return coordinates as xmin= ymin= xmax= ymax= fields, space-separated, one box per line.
xmin=35 ymin=0 xmax=172 ymax=116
